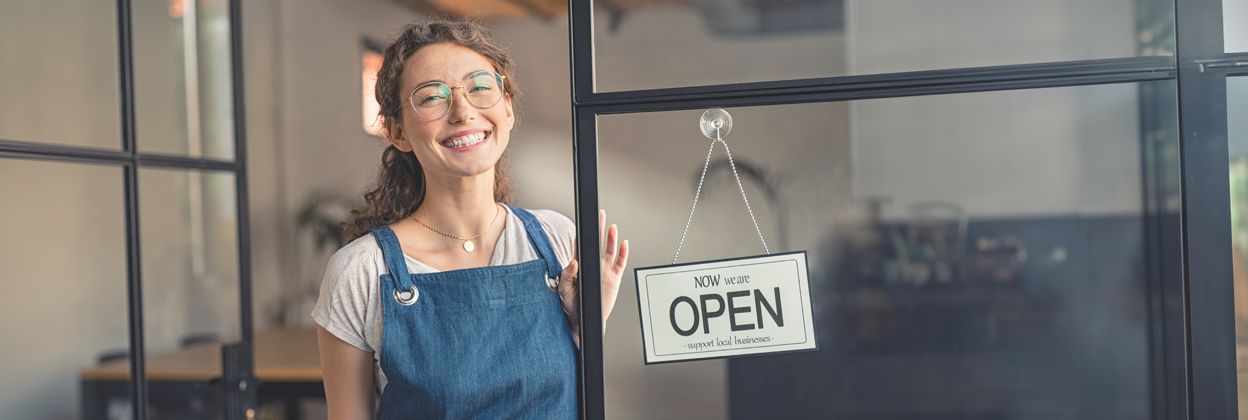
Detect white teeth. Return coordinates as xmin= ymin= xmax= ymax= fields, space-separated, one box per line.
xmin=443 ymin=132 xmax=486 ymax=148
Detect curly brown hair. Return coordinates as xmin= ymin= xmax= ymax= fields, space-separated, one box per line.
xmin=343 ymin=19 xmax=519 ymax=240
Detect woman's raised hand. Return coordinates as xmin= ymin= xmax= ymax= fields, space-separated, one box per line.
xmin=558 ymin=210 xmax=629 ymax=344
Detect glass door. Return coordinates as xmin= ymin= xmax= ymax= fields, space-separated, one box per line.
xmin=566 ymin=0 xmax=1239 ymax=418
xmin=1230 ymin=74 xmax=1248 ymax=419
xmin=1225 ymin=9 xmax=1248 ymax=419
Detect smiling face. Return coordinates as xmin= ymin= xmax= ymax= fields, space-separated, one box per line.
xmin=388 ymin=42 xmax=515 ymax=181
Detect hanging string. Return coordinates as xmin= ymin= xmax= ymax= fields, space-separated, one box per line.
xmin=720 ymin=137 xmax=770 ymax=257
xmin=672 ymin=126 xmax=770 ymax=264
xmin=673 ymin=139 xmax=717 ymax=264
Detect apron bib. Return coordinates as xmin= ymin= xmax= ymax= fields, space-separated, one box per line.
xmin=370 ymin=206 xmax=578 ymax=419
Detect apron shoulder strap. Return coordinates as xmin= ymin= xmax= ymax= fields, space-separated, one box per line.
xmin=369 ymin=226 xmax=414 ymax=292
xmin=507 ymin=206 xmax=565 ymax=279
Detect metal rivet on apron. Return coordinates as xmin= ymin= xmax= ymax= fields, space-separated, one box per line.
xmin=546 ymin=277 xmax=559 ymax=292
xmin=393 ymin=286 xmax=419 ymax=305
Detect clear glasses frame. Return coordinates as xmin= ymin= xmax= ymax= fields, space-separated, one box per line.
xmin=403 ymin=70 xmax=507 ymax=120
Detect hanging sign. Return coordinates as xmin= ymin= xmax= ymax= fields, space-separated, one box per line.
xmin=634 ymin=251 xmax=817 ymax=364
xmin=636 ymin=108 xmax=817 ymax=364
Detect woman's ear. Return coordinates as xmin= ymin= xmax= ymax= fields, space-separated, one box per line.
xmin=387 ymin=118 xmax=413 ymax=152
xmin=503 ymin=95 xmax=516 ymax=129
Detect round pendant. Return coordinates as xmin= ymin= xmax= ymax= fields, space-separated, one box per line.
xmin=463 ymin=240 xmax=475 ymax=252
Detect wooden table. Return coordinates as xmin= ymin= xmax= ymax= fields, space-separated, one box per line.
xmin=80 ymin=328 xmax=323 ymax=420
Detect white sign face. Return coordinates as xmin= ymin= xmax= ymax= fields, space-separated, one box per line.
xmin=634 ymin=251 xmax=817 ymax=364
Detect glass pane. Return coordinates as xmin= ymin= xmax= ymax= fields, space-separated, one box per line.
xmin=133 ymin=0 xmax=235 ymax=160
xmin=139 ymin=168 xmax=239 ymax=416
xmin=0 ymin=159 xmax=130 ymax=419
xmin=591 ymin=0 xmax=1173 ymax=92
xmin=1229 ymin=76 xmax=1248 ymax=419
xmin=1229 ymin=0 xmax=1248 ymax=52
xmin=598 ymin=80 xmax=1175 ymax=418
xmin=0 ymin=0 xmax=120 ymax=148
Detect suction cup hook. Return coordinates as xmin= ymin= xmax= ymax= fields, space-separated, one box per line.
xmin=674 ymin=107 xmax=769 ymax=264
xmin=700 ymin=108 xmax=733 ymax=140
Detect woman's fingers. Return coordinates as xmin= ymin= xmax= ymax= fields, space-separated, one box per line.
xmin=598 ymin=209 xmax=622 ymax=271
xmin=599 ymin=210 xmax=607 ymax=252
xmin=603 ymin=224 xmax=619 ymax=266
xmin=558 ymin=259 xmax=579 ymax=300
xmin=558 ymin=258 xmax=581 ymax=343
xmin=614 ymin=240 xmax=630 ymax=273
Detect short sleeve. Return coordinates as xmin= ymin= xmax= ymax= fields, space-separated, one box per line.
xmin=311 ymin=234 xmax=385 ymax=353
xmin=530 ymin=209 xmax=577 ymax=268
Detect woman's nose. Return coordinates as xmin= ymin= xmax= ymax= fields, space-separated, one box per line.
xmin=446 ymin=87 xmax=476 ymax=123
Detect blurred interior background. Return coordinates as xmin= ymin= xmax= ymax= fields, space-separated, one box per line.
xmin=1 ymin=0 xmax=1246 ymax=419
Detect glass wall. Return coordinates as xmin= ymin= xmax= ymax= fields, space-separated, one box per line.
xmin=598 ymin=80 xmax=1174 ymax=419
xmin=590 ymin=0 xmax=1173 ymax=92
xmin=137 ymin=168 xmax=240 ymax=419
xmin=0 ymin=0 xmax=120 ymax=149
xmin=0 ymin=1 xmax=246 ymax=417
xmin=0 ymin=159 xmax=130 ymax=420
xmin=133 ymin=0 xmax=235 ymax=160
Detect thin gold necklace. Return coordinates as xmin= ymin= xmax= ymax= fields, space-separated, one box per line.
xmin=410 ymin=204 xmax=501 ymax=253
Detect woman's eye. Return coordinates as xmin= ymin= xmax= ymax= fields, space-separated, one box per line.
xmin=420 ymin=94 xmax=447 ymax=104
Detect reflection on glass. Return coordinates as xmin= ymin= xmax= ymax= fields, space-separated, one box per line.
xmin=591 ymin=0 xmax=1172 ymax=92
xmin=139 ymin=168 xmax=239 ymax=417
xmin=1228 ymin=77 xmax=1248 ymax=420
xmin=597 ymin=81 xmax=1175 ymax=419
xmin=133 ymin=0 xmax=234 ymax=159
xmin=1228 ymin=0 xmax=1248 ymax=52
xmin=0 ymin=0 xmax=120 ymax=148
xmin=0 ymin=159 xmax=129 ymax=419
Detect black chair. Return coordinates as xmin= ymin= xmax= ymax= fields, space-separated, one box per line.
xmin=179 ymin=332 xmax=220 ymax=347
xmin=96 ymin=349 xmax=129 ymax=364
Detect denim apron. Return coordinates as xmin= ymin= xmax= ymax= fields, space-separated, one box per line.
xmin=370 ymin=206 xmax=578 ymax=419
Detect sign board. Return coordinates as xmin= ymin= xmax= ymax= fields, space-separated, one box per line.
xmin=634 ymin=251 xmax=817 ymax=364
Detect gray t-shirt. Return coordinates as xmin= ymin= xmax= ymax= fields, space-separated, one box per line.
xmin=311 ymin=206 xmax=576 ymax=392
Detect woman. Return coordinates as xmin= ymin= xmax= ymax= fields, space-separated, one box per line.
xmin=312 ymin=19 xmax=629 ymax=419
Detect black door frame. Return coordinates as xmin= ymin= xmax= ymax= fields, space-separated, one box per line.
xmin=566 ymin=0 xmax=1248 ymax=418
xmin=0 ymin=0 xmax=256 ymax=418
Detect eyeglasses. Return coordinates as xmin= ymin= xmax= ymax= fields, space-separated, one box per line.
xmin=403 ymin=71 xmax=506 ymax=120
